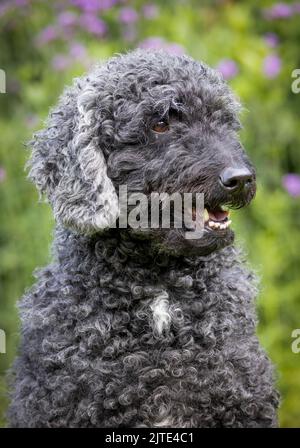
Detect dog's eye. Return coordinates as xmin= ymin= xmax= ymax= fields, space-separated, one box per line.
xmin=152 ymin=119 xmax=169 ymax=133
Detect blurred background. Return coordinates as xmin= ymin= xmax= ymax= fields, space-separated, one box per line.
xmin=0 ymin=0 xmax=300 ymax=427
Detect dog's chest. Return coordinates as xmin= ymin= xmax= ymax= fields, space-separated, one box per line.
xmin=80 ymin=251 xmax=257 ymax=426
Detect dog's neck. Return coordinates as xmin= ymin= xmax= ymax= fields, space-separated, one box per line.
xmin=54 ymin=226 xmax=166 ymax=264
xmin=52 ymin=225 xmax=239 ymax=280
xmin=51 ymin=225 xmax=255 ymax=341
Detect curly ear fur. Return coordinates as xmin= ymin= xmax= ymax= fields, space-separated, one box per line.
xmin=27 ymin=67 xmax=119 ymax=234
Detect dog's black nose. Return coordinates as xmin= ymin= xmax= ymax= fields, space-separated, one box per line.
xmin=219 ymin=167 xmax=254 ymax=192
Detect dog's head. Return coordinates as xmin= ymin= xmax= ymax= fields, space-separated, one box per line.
xmin=28 ymin=50 xmax=256 ymax=256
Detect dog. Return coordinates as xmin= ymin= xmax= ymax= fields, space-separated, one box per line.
xmin=8 ymin=50 xmax=279 ymax=427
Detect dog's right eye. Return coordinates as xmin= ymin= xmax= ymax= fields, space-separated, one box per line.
xmin=152 ymin=119 xmax=170 ymax=133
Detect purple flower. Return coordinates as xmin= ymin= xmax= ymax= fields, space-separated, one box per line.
xmin=138 ymin=37 xmax=185 ymax=55
xmin=0 ymin=3 xmax=11 ymax=18
xmin=52 ymin=54 xmax=70 ymax=71
xmin=143 ymin=4 xmax=159 ymax=19
xmin=119 ymin=7 xmax=138 ymax=24
xmin=79 ymin=14 xmax=107 ymax=35
xmin=57 ymin=11 xmax=78 ymax=27
xmin=69 ymin=42 xmax=87 ymax=59
xmin=139 ymin=37 xmax=165 ymax=51
xmin=263 ymin=54 xmax=281 ymax=78
xmin=36 ymin=26 xmax=58 ymax=45
xmin=71 ymin=0 xmax=115 ymax=12
xmin=0 ymin=167 xmax=6 ymax=183
xmin=263 ymin=3 xmax=293 ymax=20
xmin=165 ymin=43 xmax=185 ymax=56
xmin=14 ymin=0 xmax=29 ymax=5
xmin=293 ymin=3 xmax=300 ymax=13
xmin=282 ymin=174 xmax=300 ymax=197
xmin=216 ymin=59 xmax=239 ymax=80
xmin=100 ymin=0 xmax=118 ymax=9
xmin=264 ymin=32 xmax=279 ymax=48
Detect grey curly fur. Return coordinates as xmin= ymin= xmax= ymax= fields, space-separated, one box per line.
xmin=8 ymin=50 xmax=279 ymax=427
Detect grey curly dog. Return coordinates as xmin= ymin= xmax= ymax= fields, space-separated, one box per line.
xmin=8 ymin=50 xmax=279 ymax=427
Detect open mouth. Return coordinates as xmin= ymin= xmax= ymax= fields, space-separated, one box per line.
xmin=191 ymin=205 xmax=231 ymax=231
xmin=204 ymin=206 xmax=231 ymax=230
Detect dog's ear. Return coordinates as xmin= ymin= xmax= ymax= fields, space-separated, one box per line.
xmin=27 ymin=72 xmax=119 ymax=234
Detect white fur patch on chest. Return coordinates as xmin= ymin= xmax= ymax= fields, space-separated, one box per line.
xmin=150 ymin=292 xmax=171 ymax=335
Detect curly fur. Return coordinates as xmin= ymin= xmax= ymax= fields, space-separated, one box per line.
xmin=8 ymin=50 xmax=279 ymax=427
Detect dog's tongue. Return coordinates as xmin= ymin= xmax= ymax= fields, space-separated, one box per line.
xmin=208 ymin=208 xmax=229 ymax=222
xmin=192 ymin=207 xmax=229 ymax=222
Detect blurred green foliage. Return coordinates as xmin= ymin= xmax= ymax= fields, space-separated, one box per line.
xmin=0 ymin=0 xmax=300 ymax=427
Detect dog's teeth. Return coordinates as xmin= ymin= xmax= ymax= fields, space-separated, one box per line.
xmin=204 ymin=208 xmax=209 ymax=222
xmin=221 ymin=205 xmax=229 ymax=212
xmin=207 ymin=218 xmax=232 ymax=230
